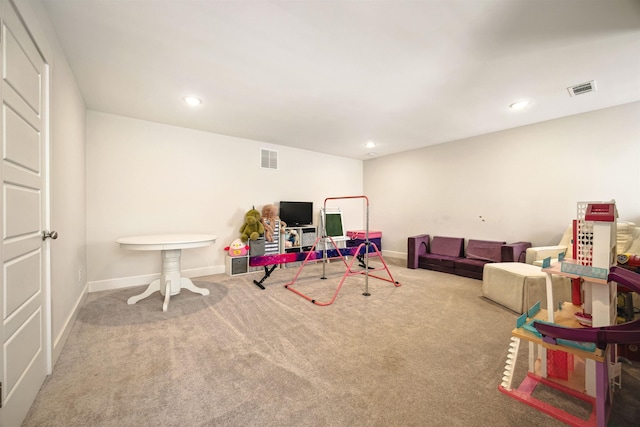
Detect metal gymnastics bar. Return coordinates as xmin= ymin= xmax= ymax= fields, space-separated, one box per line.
xmin=284 ymin=195 xmax=400 ymax=306
xmin=249 ymin=246 xmax=367 ymax=290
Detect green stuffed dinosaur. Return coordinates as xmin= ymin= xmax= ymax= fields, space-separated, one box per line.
xmin=239 ymin=208 xmax=265 ymax=242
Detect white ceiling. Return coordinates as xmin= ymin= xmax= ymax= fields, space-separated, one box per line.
xmin=41 ymin=0 xmax=640 ymax=160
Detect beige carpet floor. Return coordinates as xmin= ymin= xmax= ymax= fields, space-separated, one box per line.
xmin=23 ymin=259 xmax=640 ymax=426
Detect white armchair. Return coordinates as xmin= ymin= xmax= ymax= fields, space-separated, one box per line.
xmin=490 ymin=221 xmax=640 ymax=314
xmin=526 ymin=221 xmax=640 ymax=266
xmin=617 ymin=221 xmax=640 ymax=255
xmin=525 ymin=225 xmax=573 ymax=266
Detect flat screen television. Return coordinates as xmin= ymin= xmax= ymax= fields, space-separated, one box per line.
xmin=279 ymin=201 xmax=313 ymax=227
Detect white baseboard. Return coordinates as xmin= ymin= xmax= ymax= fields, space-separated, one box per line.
xmin=87 ymin=265 xmax=226 ymax=293
xmin=381 ymin=249 xmax=405 ymax=261
xmin=52 ymin=282 xmax=88 ymax=367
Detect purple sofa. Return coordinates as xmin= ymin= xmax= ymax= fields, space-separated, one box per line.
xmin=407 ymin=235 xmax=531 ymax=280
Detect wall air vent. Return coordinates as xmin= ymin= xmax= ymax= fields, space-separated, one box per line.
xmin=567 ymin=80 xmax=596 ymax=97
xmin=260 ymin=148 xmax=278 ymax=170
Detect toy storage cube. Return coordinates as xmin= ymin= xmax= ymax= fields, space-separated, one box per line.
xmin=249 ymin=238 xmax=265 ymax=256
xmin=482 ymin=262 xmax=571 ymax=314
xmin=347 ymin=230 xmax=382 ymax=255
xmin=263 ymin=220 xmax=281 ymax=256
xmin=226 ymin=256 xmax=248 ymax=276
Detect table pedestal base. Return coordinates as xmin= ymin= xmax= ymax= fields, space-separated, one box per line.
xmin=127 ymin=249 xmax=210 ymax=311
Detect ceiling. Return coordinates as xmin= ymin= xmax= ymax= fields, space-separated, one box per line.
xmin=41 ymin=0 xmax=640 ymax=160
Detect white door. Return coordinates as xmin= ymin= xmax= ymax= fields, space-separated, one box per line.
xmin=0 ymin=1 xmax=49 ymax=426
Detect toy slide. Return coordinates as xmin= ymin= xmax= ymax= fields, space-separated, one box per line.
xmin=533 ymin=266 xmax=640 ymax=350
xmin=607 ymin=266 xmax=640 ymax=293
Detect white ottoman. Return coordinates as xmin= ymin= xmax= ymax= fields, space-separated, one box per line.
xmin=482 ymin=262 xmax=571 ymax=314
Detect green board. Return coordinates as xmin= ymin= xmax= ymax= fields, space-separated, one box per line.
xmin=325 ymin=213 xmax=344 ymax=237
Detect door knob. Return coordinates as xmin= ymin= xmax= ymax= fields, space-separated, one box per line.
xmin=42 ymin=230 xmax=58 ymax=240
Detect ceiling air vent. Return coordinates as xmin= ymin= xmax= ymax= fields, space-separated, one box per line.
xmin=567 ymin=80 xmax=596 ymax=97
xmin=260 ymin=148 xmax=278 ymax=170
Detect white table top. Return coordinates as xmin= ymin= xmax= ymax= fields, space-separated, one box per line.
xmin=117 ymin=233 xmax=217 ymax=251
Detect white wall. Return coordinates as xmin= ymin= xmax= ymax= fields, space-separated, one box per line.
xmin=364 ymin=102 xmax=640 ymax=259
xmin=17 ymin=0 xmax=88 ymax=364
xmin=48 ymin=46 xmax=87 ymax=360
xmin=14 ymin=1 xmax=640 ymax=362
xmin=86 ymin=112 xmax=364 ymax=290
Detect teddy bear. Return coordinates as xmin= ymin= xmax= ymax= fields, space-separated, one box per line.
xmin=239 ymin=208 xmax=265 ymax=242
xmin=224 ymin=239 xmax=249 ymax=257
xmin=260 ymin=203 xmax=286 ymax=243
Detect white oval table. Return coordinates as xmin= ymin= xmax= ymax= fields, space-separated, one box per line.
xmin=117 ymin=234 xmax=217 ymax=311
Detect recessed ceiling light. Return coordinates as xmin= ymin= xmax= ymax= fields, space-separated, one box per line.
xmin=365 ymin=141 xmax=376 ymax=148
xmin=184 ymin=96 xmax=202 ymax=106
xmin=368 ymin=152 xmax=376 ymax=156
xmin=509 ymin=100 xmax=531 ymax=110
